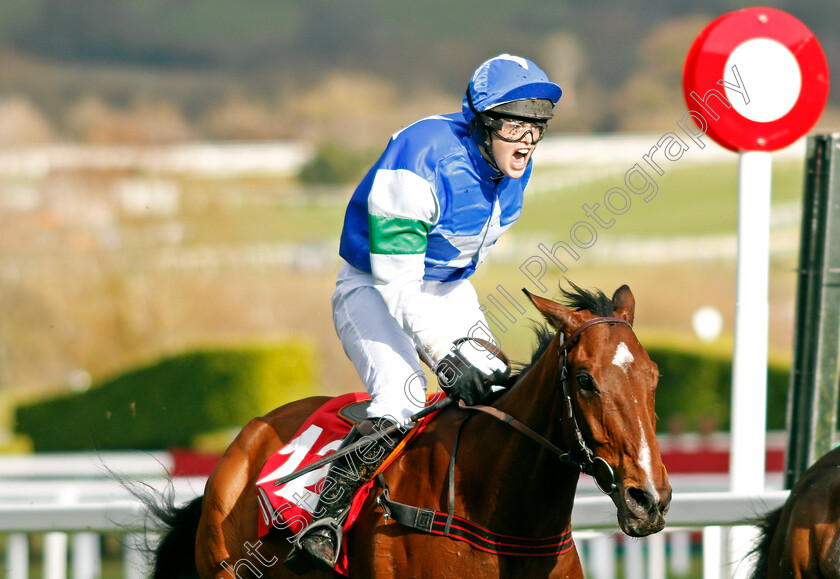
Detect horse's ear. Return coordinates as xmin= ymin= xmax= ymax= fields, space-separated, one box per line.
xmin=612 ymin=285 xmax=635 ymax=325
xmin=522 ymin=289 xmax=582 ymax=334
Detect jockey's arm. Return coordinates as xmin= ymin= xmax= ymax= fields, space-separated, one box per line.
xmin=367 ymin=169 xmax=458 ymax=366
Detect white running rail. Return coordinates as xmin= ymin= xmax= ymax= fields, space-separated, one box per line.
xmin=0 ymin=489 xmax=789 ymax=579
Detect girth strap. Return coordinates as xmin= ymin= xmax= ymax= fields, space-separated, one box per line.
xmin=376 ymin=475 xmax=575 ymax=557
xmin=374 ymin=413 xmax=576 ymax=558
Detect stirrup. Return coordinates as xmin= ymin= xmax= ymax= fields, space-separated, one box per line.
xmin=284 ymin=517 xmax=344 ymax=574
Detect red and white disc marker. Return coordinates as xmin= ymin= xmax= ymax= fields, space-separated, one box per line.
xmin=683 ymin=7 xmax=829 ymax=152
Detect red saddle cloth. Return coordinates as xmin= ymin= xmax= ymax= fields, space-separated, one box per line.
xmin=255 ymin=392 xmax=444 ymax=576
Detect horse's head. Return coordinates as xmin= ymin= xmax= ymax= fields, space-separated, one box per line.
xmin=525 ymin=284 xmax=671 ymax=537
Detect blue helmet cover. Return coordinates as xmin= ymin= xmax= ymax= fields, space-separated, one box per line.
xmin=462 ymin=54 xmax=562 ymax=122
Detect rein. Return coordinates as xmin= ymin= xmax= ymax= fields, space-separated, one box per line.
xmin=464 ymin=316 xmax=631 ymax=496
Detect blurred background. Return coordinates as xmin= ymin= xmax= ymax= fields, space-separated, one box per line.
xmin=1 ymin=0 xmax=839 ymax=454
xmin=1 ymin=2 xmax=839 ymax=577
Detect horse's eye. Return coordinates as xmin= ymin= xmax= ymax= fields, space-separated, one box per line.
xmin=576 ymin=373 xmax=597 ymax=392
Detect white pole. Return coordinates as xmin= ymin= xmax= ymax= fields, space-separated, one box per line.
xmin=646 ymin=532 xmax=667 ymax=579
xmin=6 ymin=533 xmax=29 ymax=579
xmin=43 ymin=532 xmax=68 ymax=579
xmin=589 ymin=535 xmax=616 ymax=579
xmin=729 ymin=150 xmax=772 ymax=577
xmin=670 ymin=531 xmax=692 ymax=576
xmin=625 ymin=539 xmax=644 ymax=579
xmin=703 ymin=526 xmax=724 ymax=579
xmin=71 ymin=533 xmax=101 ymax=579
xmin=123 ymin=533 xmax=147 ymax=579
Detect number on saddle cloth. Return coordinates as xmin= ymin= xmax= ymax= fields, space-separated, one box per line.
xmin=253 ymin=393 xmax=446 ymax=540
xmin=254 ymin=393 xmax=367 ymax=538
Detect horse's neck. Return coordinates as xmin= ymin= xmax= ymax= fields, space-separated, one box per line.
xmin=456 ymin=335 xmax=580 ymax=536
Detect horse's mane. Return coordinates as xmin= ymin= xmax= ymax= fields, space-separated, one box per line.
xmin=558 ymin=280 xmax=614 ymax=317
xmin=499 ymin=281 xmax=613 ymax=389
xmin=499 ymin=324 xmax=554 ymax=388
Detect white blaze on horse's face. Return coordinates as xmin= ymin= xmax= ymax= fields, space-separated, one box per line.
xmin=611 ymin=342 xmax=634 ymax=374
xmin=637 ymin=418 xmax=660 ymax=503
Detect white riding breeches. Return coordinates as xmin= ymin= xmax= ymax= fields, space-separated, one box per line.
xmin=332 ymin=262 xmax=493 ymax=423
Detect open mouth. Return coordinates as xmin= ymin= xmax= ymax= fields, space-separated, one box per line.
xmin=511 ymin=148 xmax=530 ymax=169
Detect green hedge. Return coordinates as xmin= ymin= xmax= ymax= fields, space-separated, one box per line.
xmin=15 ymin=341 xmax=318 ymax=451
xmin=298 ymin=141 xmax=374 ymax=184
xmin=644 ymin=335 xmax=791 ymax=433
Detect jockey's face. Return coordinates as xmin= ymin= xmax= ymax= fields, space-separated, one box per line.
xmin=490 ymin=129 xmax=536 ymax=179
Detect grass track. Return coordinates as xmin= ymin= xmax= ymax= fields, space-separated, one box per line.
xmin=520 ymin=160 xmax=804 ymax=238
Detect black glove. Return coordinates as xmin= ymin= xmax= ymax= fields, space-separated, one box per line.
xmin=435 ymin=340 xmax=507 ymax=406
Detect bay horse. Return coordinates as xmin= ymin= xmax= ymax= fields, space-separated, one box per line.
xmin=150 ymin=283 xmax=671 ymax=578
xmin=749 ymin=445 xmax=840 ymax=578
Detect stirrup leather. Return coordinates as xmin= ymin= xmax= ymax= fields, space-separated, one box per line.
xmin=283 ymin=416 xmax=404 ymax=574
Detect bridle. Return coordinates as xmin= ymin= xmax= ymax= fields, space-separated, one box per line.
xmin=557 ymin=316 xmax=633 ymax=495
xmin=462 ymin=316 xmax=633 ymax=497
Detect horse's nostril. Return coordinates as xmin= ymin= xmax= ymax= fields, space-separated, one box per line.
xmin=659 ymin=490 xmax=672 ymax=516
xmin=627 ymin=487 xmax=655 ymax=514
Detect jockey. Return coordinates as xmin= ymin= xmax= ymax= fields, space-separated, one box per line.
xmin=287 ymin=54 xmax=562 ymax=573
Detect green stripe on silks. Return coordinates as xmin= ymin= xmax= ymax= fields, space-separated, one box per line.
xmin=369 ymin=215 xmax=430 ymax=255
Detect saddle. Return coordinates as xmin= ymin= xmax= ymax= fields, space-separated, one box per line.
xmin=254 ymin=392 xmax=445 ymax=575
xmin=337 ymin=399 xmax=373 ymax=425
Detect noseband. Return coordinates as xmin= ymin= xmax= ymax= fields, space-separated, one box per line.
xmin=461 ymin=316 xmax=633 ymax=497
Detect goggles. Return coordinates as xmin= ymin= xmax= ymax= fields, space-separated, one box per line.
xmin=483 ymin=116 xmax=547 ymax=143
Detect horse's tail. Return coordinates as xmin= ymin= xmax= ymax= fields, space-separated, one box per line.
xmin=746 ymin=505 xmax=784 ymax=579
xmin=117 ymin=475 xmax=203 ymax=579
xmin=148 ymin=494 xmax=204 ymax=579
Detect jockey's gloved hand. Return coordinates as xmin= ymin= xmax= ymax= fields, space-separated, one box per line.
xmin=435 ymin=338 xmax=509 ymax=406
